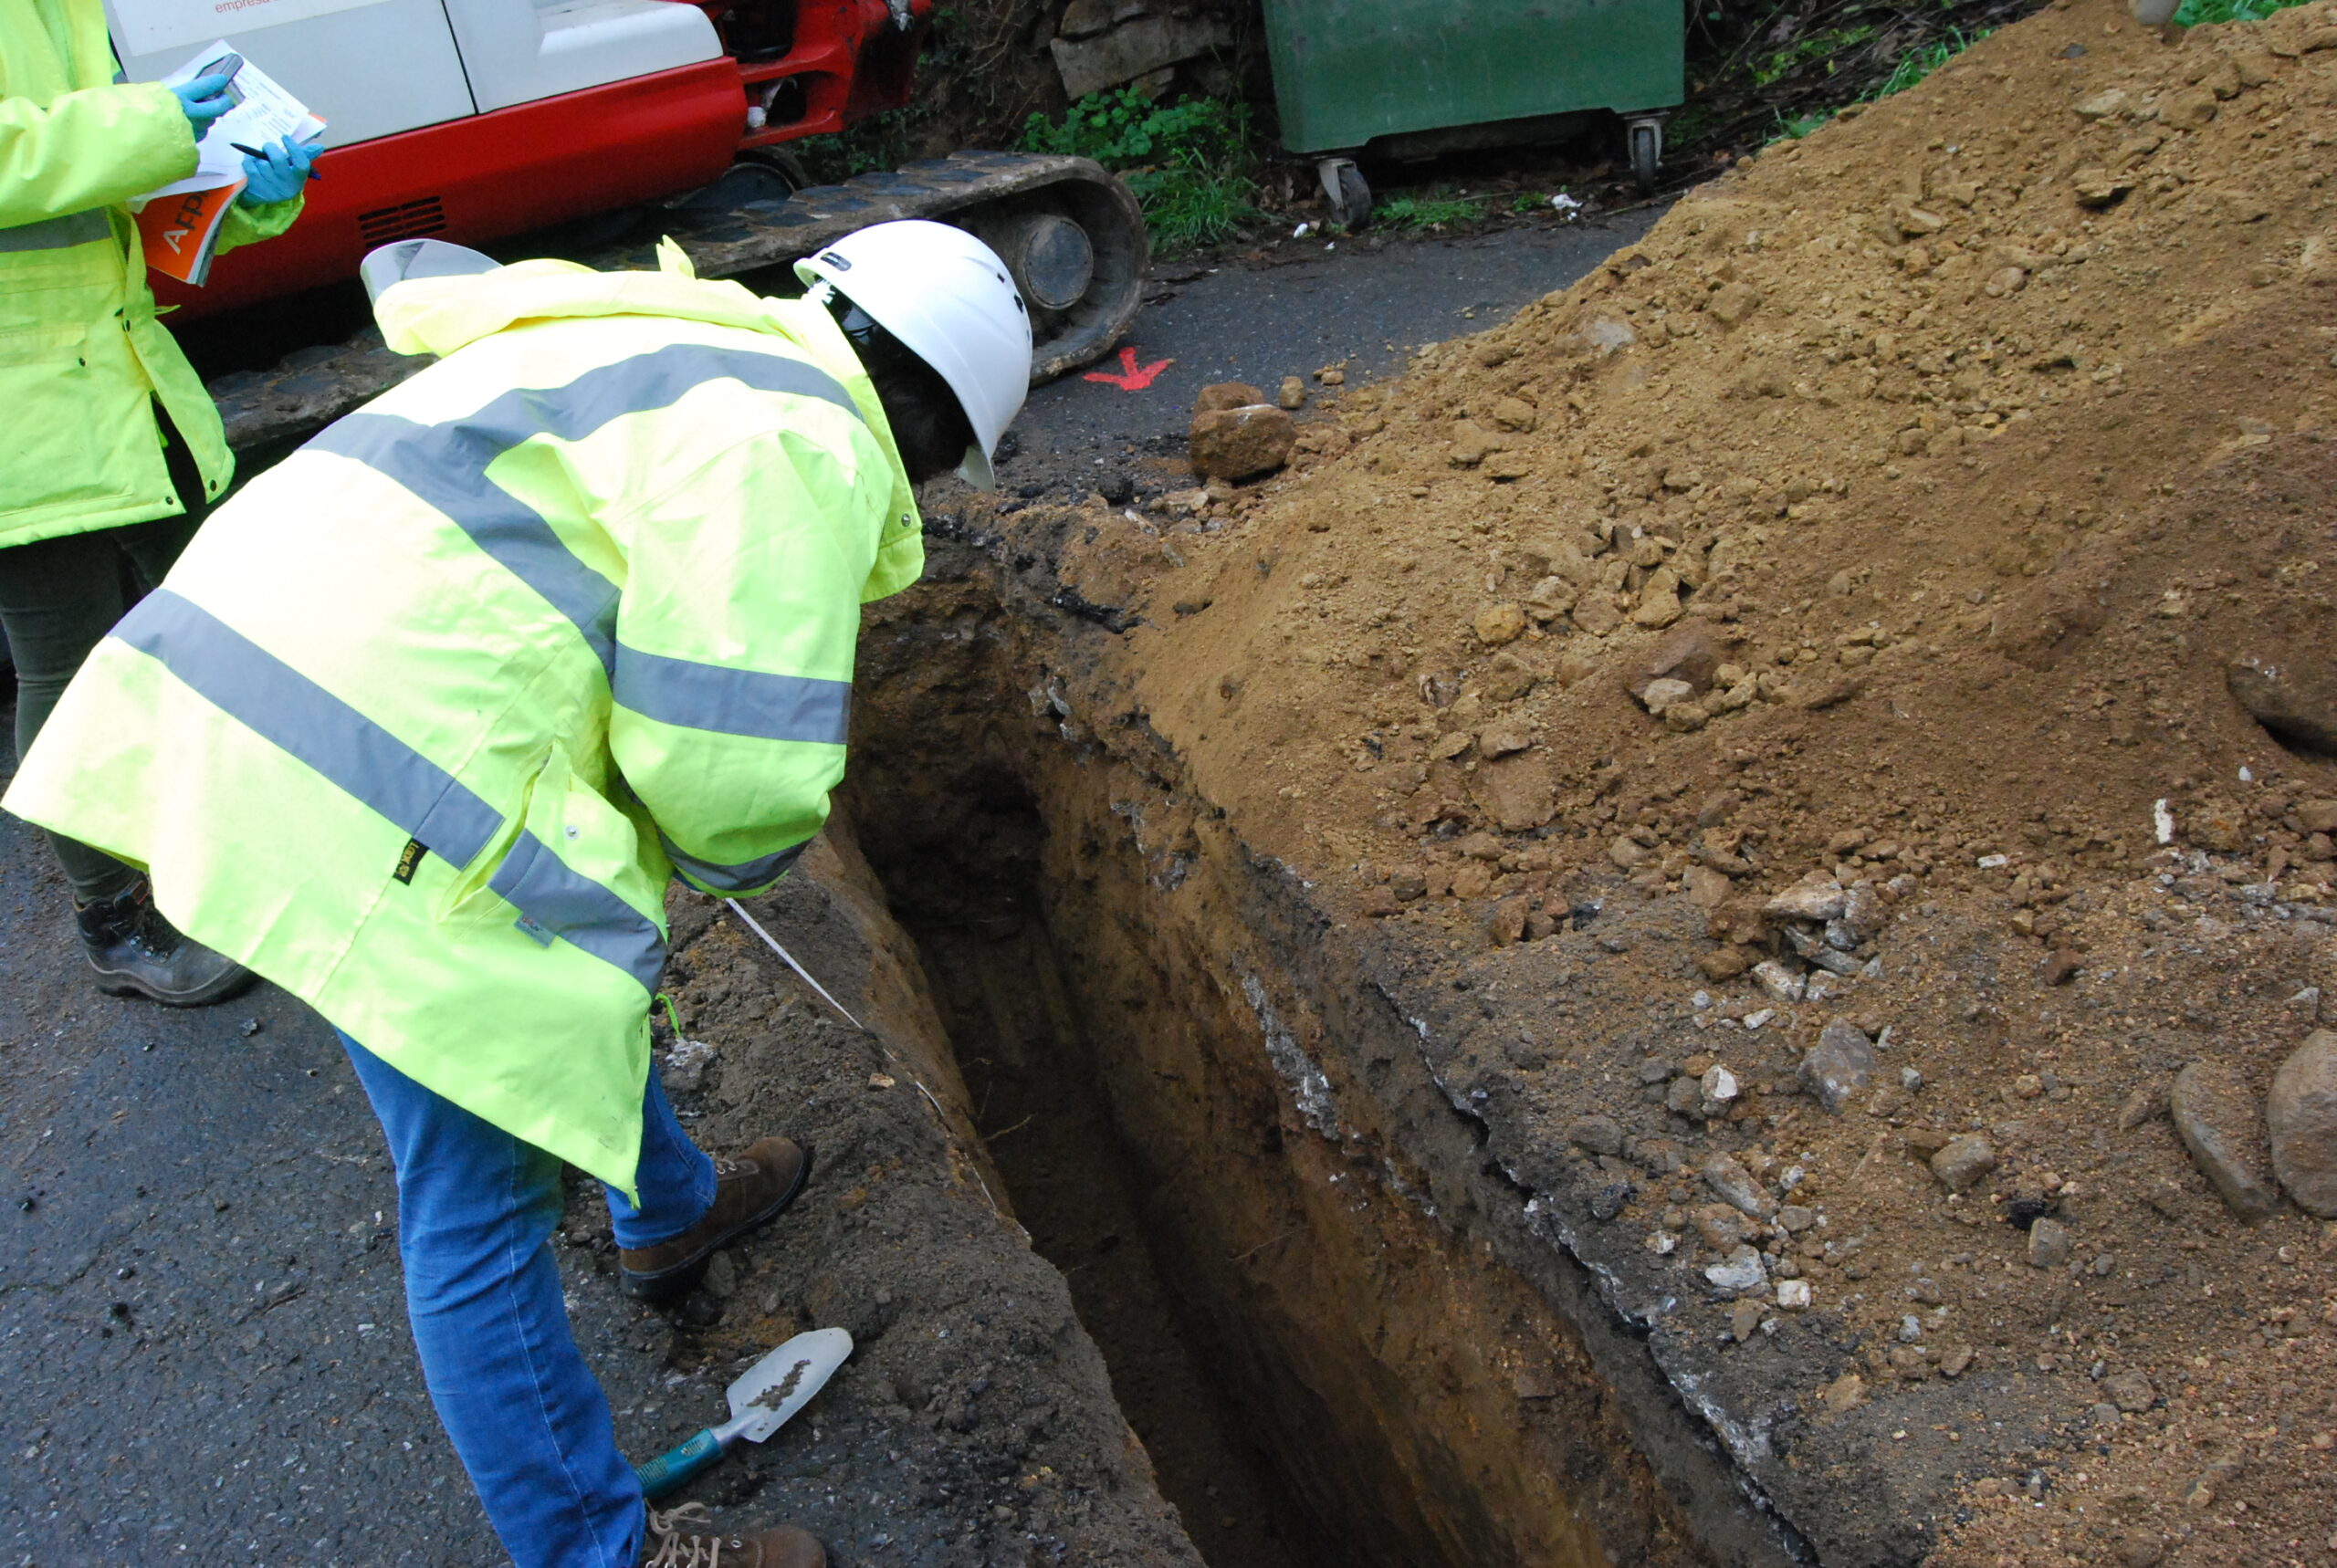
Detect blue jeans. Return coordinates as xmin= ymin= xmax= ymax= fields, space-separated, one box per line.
xmin=340 ymin=1032 xmax=718 ymax=1568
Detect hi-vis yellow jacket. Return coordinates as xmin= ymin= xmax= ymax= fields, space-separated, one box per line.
xmin=4 ymin=246 xmax=925 ymax=1196
xmin=3 ymin=0 xmax=301 ymax=546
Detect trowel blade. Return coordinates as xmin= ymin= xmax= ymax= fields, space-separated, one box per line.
xmin=726 ymin=1326 xmax=854 ymax=1445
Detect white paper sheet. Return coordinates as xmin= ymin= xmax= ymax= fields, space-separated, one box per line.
xmin=143 ymin=42 xmax=326 ymax=199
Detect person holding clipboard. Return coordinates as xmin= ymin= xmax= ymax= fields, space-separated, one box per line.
xmin=0 ymin=3 xmax=310 ymax=1004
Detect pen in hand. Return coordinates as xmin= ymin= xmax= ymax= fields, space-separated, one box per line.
xmin=230 ymin=141 xmax=323 ymax=182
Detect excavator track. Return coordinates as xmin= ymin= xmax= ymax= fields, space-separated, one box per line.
xmin=210 ymin=151 xmax=1148 ymax=458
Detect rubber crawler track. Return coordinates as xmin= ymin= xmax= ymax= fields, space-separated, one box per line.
xmin=212 ymin=152 xmax=1148 ymax=457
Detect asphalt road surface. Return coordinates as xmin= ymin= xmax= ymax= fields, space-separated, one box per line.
xmin=0 ymin=204 xmax=1661 ymax=1568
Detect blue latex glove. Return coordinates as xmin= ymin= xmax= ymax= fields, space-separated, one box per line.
xmin=169 ymin=75 xmax=234 ymax=140
xmin=237 ymin=138 xmax=317 ymax=206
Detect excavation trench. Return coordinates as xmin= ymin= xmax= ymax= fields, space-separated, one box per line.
xmin=838 ymin=532 xmax=1794 ymax=1568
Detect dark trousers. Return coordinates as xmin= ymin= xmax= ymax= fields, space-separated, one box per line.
xmin=0 ymin=415 xmax=206 ymax=902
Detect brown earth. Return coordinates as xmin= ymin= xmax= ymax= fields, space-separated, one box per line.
xmin=882 ymin=0 xmax=2337 ymax=1562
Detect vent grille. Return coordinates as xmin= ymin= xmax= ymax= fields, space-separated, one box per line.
xmin=357 ymin=197 xmax=447 ymax=245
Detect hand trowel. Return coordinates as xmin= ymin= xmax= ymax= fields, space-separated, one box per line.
xmin=634 ymin=1326 xmax=854 ymax=1500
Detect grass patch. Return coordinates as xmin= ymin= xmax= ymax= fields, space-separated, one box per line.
xmin=1870 ymin=25 xmax=1988 ymax=98
xmin=1371 ymin=190 xmax=1487 ymax=230
xmin=1763 ymin=21 xmax=1990 ymax=143
xmin=1769 ymin=108 xmax=1834 ymax=140
xmin=1019 ymin=88 xmax=1261 ymax=254
xmin=2172 ymin=0 xmax=2310 ymax=21
xmin=1753 ymin=23 xmax=1877 ymax=85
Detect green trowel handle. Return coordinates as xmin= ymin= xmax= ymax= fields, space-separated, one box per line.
xmin=635 ymin=1427 xmax=728 ymax=1500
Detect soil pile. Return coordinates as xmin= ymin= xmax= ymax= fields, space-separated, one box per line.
xmin=937 ymin=0 xmax=2337 ymax=1560
xmin=1132 ymin=0 xmax=2337 ymax=899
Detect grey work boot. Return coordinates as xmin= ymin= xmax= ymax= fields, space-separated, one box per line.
xmin=74 ymin=880 xmax=254 ymax=1007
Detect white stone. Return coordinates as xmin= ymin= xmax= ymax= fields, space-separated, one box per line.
xmin=1776 ymin=1279 xmax=1813 ymax=1310
xmin=1764 ymin=875 xmax=1847 ymax=922
xmin=1640 ymin=677 xmax=1695 ymax=715
xmin=1751 ymin=960 xmax=1806 ymax=1004
xmin=1702 ymin=1065 xmax=1740 ymax=1102
xmin=1704 ymin=1245 xmax=1768 ymax=1293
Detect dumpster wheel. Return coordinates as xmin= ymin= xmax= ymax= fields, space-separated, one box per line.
xmin=1317 ymin=157 xmax=1372 ymax=230
xmin=1625 ymin=114 xmax=1668 ymax=193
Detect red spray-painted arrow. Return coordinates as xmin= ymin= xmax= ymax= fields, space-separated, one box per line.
xmin=1083 ymin=346 xmax=1174 ymax=391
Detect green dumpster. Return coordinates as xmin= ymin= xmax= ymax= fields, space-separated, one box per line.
xmin=1261 ymin=0 xmax=1683 ymax=216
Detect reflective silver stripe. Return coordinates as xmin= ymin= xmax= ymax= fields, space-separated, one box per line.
xmin=308 ymin=345 xmax=865 ymax=674
xmin=0 ymin=208 xmax=108 ymax=254
xmin=111 ymin=590 xmax=502 ymax=865
xmin=489 ymin=830 xmax=665 ymax=991
xmin=613 ymin=643 xmax=849 ymax=744
xmin=659 ymin=831 xmax=805 ymax=894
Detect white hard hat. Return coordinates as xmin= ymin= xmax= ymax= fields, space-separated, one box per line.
xmin=795 ymin=220 xmax=1031 ymax=490
xmin=359 ymin=237 xmax=500 ymax=304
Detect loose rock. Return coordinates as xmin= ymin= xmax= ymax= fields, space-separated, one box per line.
xmin=1474 ymin=603 xmax=1528 ymax=647
xmin=1480 ymin=652 xmax=1538 ymax=703
xmin=2115 ymin=1085 xmax=2166 ymax=1132
xmin=1704 ymin=1244 xmax=1767 ymax=1294
xmin=1708 ymin=282 xmax=1762 ymax=327
xmin=1488 ymin=396 xmax=1538 ymax=433
xmin=1819 ymin=1372 xmax=1866 ymax=1415
xmin=1567 ymin=1113 xmax=1626 ymax=1156
xmin=2027 ymin=1217 xmax=2071 ymax=1268
xmin=1929 ymin=1134 xmax=1999 ymax=1193
xmin=1703 ymin=1152 xmax=1777 ymax=1218
xmin=1765 ymin=873 xmax=1848 ymax=923
xmin=1835 ymin=882 xmax=1886 ymax=943
xmin=1193 ymin=381 xmax=1263 ymax=413
xmin=1801 ymin=1020 xmax=1880 ymax=1113
xmin=2268 ymin=1029 xmax=2337 ymax=1217
xmin=1189 ymin=402 xmax=1296 ymax=481
xmin=2170 ymin=1059 xmax=2279 ymax=1221
xmin=1639 ymin=677 xmax=1696 ymax=716
xmin=2102 ymin=1368 xmax=2156 ymax=1413
xmin=1751 ymin=959 xmax=1806 ymax=1004
xmin=1682 ymin=865 xmax=1733 ymax=908
xmin=1472 ymin=753 xmax=1556 ymax=831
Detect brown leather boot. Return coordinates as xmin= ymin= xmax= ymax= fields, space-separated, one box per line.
xmin=619 ymin=1136 xmax=812 ymax=1302
xmin=641 ymin=1503 xmax=824 ymax=1567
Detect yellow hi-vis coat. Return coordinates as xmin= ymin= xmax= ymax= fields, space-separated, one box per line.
xmin=3 ymin=0 xmax=301 ymax=546
xmin=4 ymin=246 xmax=926 ymax=1196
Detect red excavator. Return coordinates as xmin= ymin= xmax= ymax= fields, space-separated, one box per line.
xmin=108 ymin=0 xmax=1147 ymax=376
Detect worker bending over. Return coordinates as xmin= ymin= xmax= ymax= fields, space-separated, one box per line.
xmin=2 ymin=0 xmax=315 ymax=1004
xmin=5 ymin=221 xmax=1030 ymax=1567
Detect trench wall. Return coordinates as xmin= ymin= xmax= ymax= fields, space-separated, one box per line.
xmin=845 ymin=538 xmax=1800 ymax=1568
